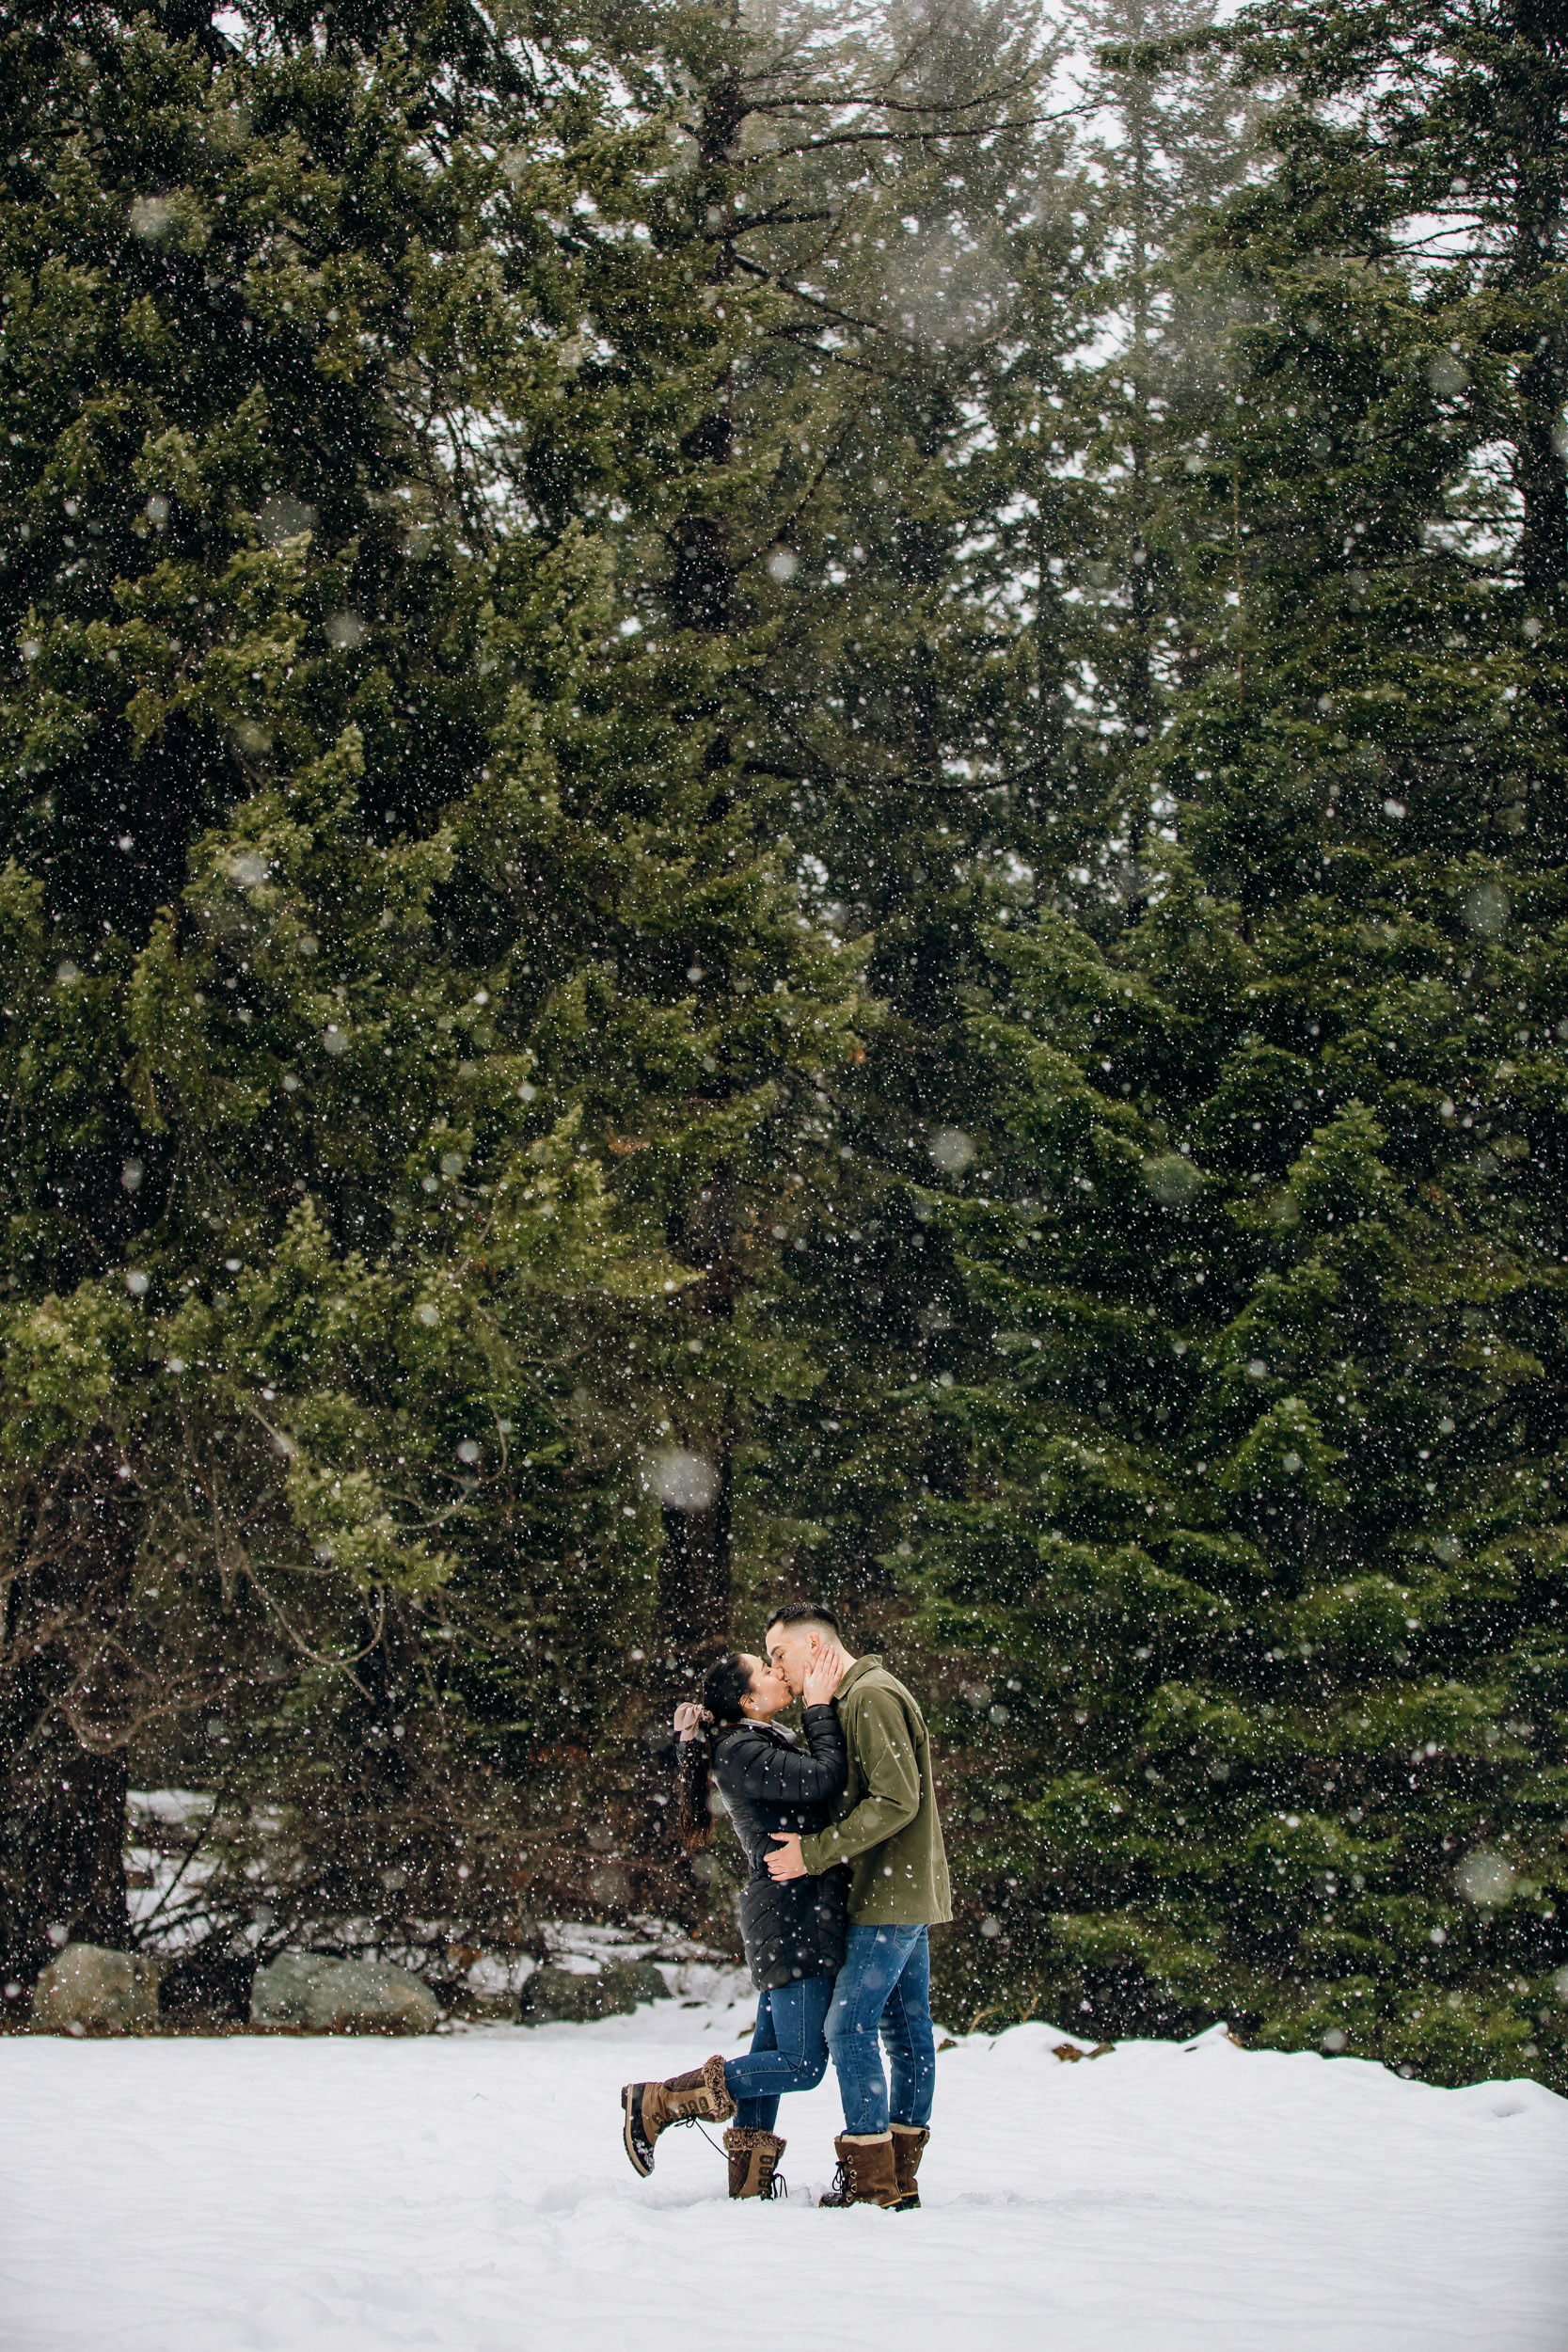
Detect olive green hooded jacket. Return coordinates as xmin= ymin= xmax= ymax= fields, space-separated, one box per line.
xmin=798 ymin=1656 xmax=952 ymax=1927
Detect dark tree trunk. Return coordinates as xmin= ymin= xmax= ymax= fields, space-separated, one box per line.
xmin=654 ymin=1445 xmax=734 ymax=1661
xmin=1516 ymin=343 xmax=1568 ymax=617
xmin=669 ymin=513 xmax=735 ymax=635
xmin=665 ymin=72 xmax=742 ymax=637
xmin=652 ymin=63 xmax=749 ymax=1665
xmin=1506 ymin=8 xmax=1568 ymax=617
xmin=652 ymin=1169 xmax=736 ymax=1669
xmin=0 ymin=1424 xmax=138 ymax=1998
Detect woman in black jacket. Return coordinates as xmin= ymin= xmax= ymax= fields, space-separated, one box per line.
xmin=621 ymin=1646 xmax=847 ymax=2201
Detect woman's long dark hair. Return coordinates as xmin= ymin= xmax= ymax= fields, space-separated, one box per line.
xmin=676 ymin=1653 xmax=754 ymax=1853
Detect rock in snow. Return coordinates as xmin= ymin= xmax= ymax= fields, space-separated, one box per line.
xmin=515 ymin=1958 xmax=668 ymax=2023
xmin=30 ymin=1944 xmax=163 ymax=2035
xmin=250 ymin=1954 xmax=438 ymax=2034
xmin=3 ymin=1998 xmax=1565 ymax=2351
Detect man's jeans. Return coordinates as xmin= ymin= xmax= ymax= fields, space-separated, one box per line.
xmin=825 ymin=1924 xmax=936 ymax=2136
xmin=723 ymin=1976 xmax=834 ymax=2132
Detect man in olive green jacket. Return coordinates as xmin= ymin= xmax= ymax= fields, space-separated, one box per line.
xmin=765 ymin=1602 xmax=950 ymax=2211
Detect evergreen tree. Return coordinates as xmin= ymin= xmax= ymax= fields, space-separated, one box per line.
xmin=0 ymin=0 xmax=686 ymax=1992
xmin=994 ymin=0 xmax=1260 ymax=834
xmin=912 ymin=0 xmax=1568 ymax=2090
xmin=731 ymin=0 xmax=1265 ymax=1650
xmin=665 ymin=0 xmax=1083 ymax=1628
xmin=531 ymin=0 xmax=1059 ymax=1665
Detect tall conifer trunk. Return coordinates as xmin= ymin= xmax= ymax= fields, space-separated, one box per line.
xmin=649 ymin=66 xmax=750 ymax=1664
xmin=0 ymin=1428 xmax=137 ymax=1994
xmin=654 ymin=1165 xmax=737 ymax=1662
xmin=1510 ymin=117 xmax=1567 ymax=615
xmin=1123 ymin=4 xmax=1159 ymax=755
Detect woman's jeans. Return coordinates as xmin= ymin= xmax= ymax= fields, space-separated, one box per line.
xmin=825 ymin=1924 xmax=936 ymax=2137
xmin=723 ymin=1976 xmax=834 ymax=2131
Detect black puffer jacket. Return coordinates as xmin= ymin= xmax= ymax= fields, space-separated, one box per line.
xmin=713 ymin=1706 xmax=849 ymax=1992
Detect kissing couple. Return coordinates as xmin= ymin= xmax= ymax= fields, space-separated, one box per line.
xmin=621 ymin=1600 xmax=951 ymax=2208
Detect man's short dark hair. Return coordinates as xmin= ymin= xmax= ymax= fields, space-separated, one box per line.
xmin=766 ymin=1599 xmax=843 ymax=1639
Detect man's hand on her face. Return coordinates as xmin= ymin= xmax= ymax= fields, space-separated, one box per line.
xmin=767 ymin=1832 xmax=808 ymax=1882
xmin=801 ymin=1648 xmax=844 ymax=1708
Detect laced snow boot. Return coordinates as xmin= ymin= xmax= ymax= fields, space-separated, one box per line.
xmin=817 ymin=2130 xmax=911 ymax=2209
xmin=891 ymin=2123 xmax=929 ymax=2209
xmin=724 ymin=2126 xmax=787 ymax=2201
xmin=622 ymin=2055 xmax=735 ymax=2177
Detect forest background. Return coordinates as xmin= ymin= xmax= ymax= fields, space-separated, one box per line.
xmin=1 ymin=0 xmax=1565 ymax=2092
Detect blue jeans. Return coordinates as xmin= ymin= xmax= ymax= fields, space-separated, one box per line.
xmin=826 ymin=1924 xmax=936 ymax=2136
xmin=722 ymin=1976 xmax=833 ymax=2131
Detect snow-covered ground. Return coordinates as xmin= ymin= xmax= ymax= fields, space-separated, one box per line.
xmin=4 ymin=1990 xmax=1566 ymax=2352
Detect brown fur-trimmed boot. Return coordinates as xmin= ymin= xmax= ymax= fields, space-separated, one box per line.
xmin=891 ymin=2124 xmax=929 ymax=2209
xmin=723 ymin=2126 xmax=787 ymax=2201
xmin=622 ymin=2055 xmax=736 ymax=2177
xmin=817 ymin=2131 xmax=911 ymax=2209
